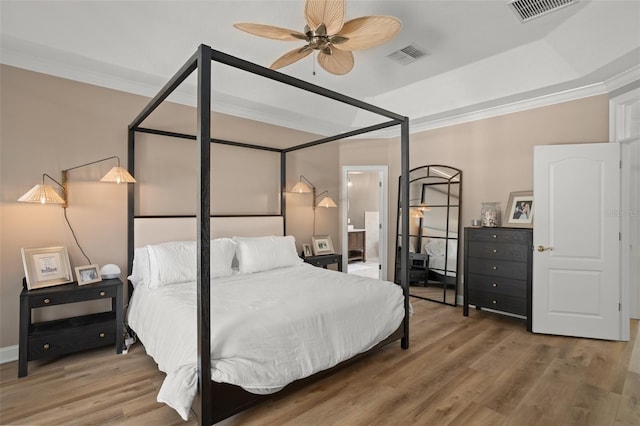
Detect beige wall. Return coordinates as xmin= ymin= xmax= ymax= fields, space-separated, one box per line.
xmin=0 ymin=64 xmax=610 ymax=351
xmin=339 ymin=95 xmax=610 ymax=280
xmin=0 ymin=65 xmax=337 ymax=349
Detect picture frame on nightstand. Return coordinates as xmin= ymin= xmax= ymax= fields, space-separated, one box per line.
xmin=302 ymin=243 xmax=313 ymax=257
xmin=312 ymin=235 xmax=334 ymax=255
xmin=75 ymin=264 xmax=102 ymax=285
xmin=21 ymin=246 xmax=73 ymax=290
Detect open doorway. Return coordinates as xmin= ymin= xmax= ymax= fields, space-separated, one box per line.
xmin=341 ymin=166 xmax=388 ymax=279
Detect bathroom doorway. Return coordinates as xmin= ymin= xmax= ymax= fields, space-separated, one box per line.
xmin=341 ymin=166 xmax=388 ymax=280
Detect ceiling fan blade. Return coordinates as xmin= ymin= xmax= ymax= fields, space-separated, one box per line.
xmin=333 ymin=16 xmax=402 ymax=51
xmin=234 ymin=23 xmax=305 ymax=41
xmin=317 ymin=49 xmax=354 ymax=75
xmin=305 ymin=0 xmax=345 ymax=35
xmin=270 ymin=47 xmax=313 ymax=70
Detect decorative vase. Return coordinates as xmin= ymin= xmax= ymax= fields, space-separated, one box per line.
xmin=481 ymin=202 xmax=500 ymax=227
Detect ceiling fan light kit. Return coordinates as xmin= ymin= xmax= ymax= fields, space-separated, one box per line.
xmin=234 ymin=0 xmax=401 ymax=75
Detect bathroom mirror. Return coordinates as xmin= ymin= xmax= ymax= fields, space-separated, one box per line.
xmin=394 ymin=165 xmax=462 ymax=306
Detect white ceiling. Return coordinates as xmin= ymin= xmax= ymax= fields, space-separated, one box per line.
xmin=1 ymin=0 xmax=639 ymax=136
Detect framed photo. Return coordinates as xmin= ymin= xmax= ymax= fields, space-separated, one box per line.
xmin=75 ymin=264 xmax=102 ymax=286
xmin=505 ymin=190 xmax=534 ymax=228
xmin=302 ymin=243 xmax=313 ymax=258
xmin=21 ymin=246 xmax=73 ymax=290
xmin=312 ymin=235 xmax=335 ymax=255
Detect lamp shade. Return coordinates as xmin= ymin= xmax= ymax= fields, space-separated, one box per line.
xmin=100 ymin=167 xmax=136 ymax=184
xmin=291 ymin=181 xmax=312 ymax=193
xmin=317 ymin=196 xmax=337 ymax=208
xmin=17 ymin=184 xmax=65 ymax=204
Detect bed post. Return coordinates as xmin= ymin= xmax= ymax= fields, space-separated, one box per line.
xmin=281 ymin=151 xmax=287 ymax=235
xmin=196 ymin=44 xmax=213 ymax=426
xmin=127 ymin=127 xmax=135 ymax=298
xmin=400 ymin=117 xmax=410 ymax=350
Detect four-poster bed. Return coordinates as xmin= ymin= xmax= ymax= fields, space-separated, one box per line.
xmin=126 ymin=44 xmax=412 ymax=425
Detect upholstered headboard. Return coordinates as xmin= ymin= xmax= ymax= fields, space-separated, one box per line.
xmin=133 ymin=216 xmax=284 ymax=248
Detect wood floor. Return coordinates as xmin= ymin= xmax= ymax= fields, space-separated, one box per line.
xmin=1 ymin=298 xmax=639 ymax=425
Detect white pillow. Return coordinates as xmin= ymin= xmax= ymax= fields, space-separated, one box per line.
xmin=146 ymin=238 xmax=236 ymax=289
xmin=128 ymin=247 xmax=150 ymax=288
xmin=233 ymin=235 xmax=302 ymax=274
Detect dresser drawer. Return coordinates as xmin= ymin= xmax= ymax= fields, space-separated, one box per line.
xmin=467 ymin=257 xmax=528 ymax=280
xmin=466 ymin=228 xmax=531 ymax=244
xmin=29 ymin=286 xmax=118 ymax=308
xmin=466 ymin=273 xmax=527 ymax=298
xmin=467 ymin=241 xmax=530 ymax=262
xmin=467 ymin=289 xmax=527 ymax=316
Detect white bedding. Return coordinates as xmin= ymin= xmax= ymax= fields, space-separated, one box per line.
xmin=127 ymin=263 xmax=405 ymax=420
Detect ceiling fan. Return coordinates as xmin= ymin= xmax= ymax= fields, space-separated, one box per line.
xmin=234 ymin=0 xmax=402 ymax=75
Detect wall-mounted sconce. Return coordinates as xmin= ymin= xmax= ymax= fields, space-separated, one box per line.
xmin=291 ymin=175 xmax=337 ymax=210
xmin=18 ymin=156 xmax=136 ymax=264
xmin=291 ymin=175 xmax=337 ymax=235
xmin=18 ymin=156 xmax=135 ymax=208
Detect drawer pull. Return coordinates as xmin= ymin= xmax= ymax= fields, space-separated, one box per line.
xmin=43 ymin=298 xmax=50 ymax=304
xmin=493 ymin=249 xmax=497 ymax=253
xmin=492 ymin=300 xmax=497 ymax=304
xmin=43 ymin=344 xmax=50 ymax=349
xmin=493 ymin=234 xmax=497 ymax=238
xmin=492 ymin=266 xmax=497 ymax=270
xmin=99 ymin=332 xmax=105 ymax=338
xmin=492 ymin=283 xmax=497 ymax=287
xmin=99 ymin=291 xmax=106 ymax=297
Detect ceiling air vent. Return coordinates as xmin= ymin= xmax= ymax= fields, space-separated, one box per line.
xmin=508 ymin=0 xmax=575 ymax=22
xmin=387 ymin=44 xmax=429 ymax=65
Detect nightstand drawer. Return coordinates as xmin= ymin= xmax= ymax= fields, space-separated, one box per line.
xmin=28 ymin=314 xmax=116 ymax=360
xmin=467 ymin=242 xmax=529 ymax=262
xmin=468 ymin=289 xmax=527 ymax=316
xmin=467 ymin=257 xmax=528 ymax=279
xmin=308 ymin=254 xmax=341 ymax=266
xmin=29 ymin=286 xmax=118 ymax=308
xmin=304 ymin=254 xmax=342 ymax=270
xmin=466 ymin=228 xmax=531 ymax=244
xmin=466 ymin=273 xmax=526 ymax=297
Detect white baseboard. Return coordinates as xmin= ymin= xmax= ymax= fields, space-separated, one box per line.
xmin=0 ymin=345 xmax=19 ymax=364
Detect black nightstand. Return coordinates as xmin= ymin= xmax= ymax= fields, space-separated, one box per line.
xmin=19 ymin=278 xmax=123 ymax=377
xmin=303 ymin=253 xmax=343 ymax=271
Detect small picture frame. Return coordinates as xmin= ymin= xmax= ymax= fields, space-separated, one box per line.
xmin=505 ymin=190 xmax=534 ymax=228
xmin=75 ymin=264 xmax=102 ymax=285
xmin=312 ymin=235 xmax=334 ymax=255
xmin=302 ymin=243 xmax=313 ymax=258
xmin=21 ymin=246 xmax=73 ymax=290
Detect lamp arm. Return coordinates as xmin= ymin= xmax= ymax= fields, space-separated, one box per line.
xmin=62 ymin=155 xmax=120 ymax=172
xmin=315 ymin=190 xmax=329 ymax=201
xmin=42 ymin=173 xmax=65 ymax=190
xmin=299 ymin=175 xmax=315 ymax=188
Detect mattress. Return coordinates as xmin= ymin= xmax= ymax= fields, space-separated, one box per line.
xmin=127 ymin=263 xmax=405 ymax=420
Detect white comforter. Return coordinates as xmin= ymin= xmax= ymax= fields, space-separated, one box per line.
xmin=127 ymin=263 xmax=405 ymax=420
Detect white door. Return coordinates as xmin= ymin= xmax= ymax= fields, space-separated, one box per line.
xmin=533 ymin=143 xmax=624 ymax=340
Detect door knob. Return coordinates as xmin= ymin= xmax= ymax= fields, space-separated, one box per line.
xmin=537 ymin=245 xmax=553 ymax=252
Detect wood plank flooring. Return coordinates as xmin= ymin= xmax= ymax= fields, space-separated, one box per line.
xmin=1 ymin=298 xmax=638 ymax=425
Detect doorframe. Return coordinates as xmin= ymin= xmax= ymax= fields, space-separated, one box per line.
xmin=341 ymin=166 xmax=388 ymax=279
xmin=609 ymin=86 xmax=640 ymax=322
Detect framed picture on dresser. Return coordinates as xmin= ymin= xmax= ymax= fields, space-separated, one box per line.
xmin=505 ymin=190 xmax=534 ymax=228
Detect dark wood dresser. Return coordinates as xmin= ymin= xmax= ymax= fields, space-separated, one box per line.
xmin=463 ymin=227 xmax=533 ymax=331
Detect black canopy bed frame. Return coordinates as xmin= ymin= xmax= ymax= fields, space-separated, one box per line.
xmin=126 ymin=44 xmax=411 ymax=425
